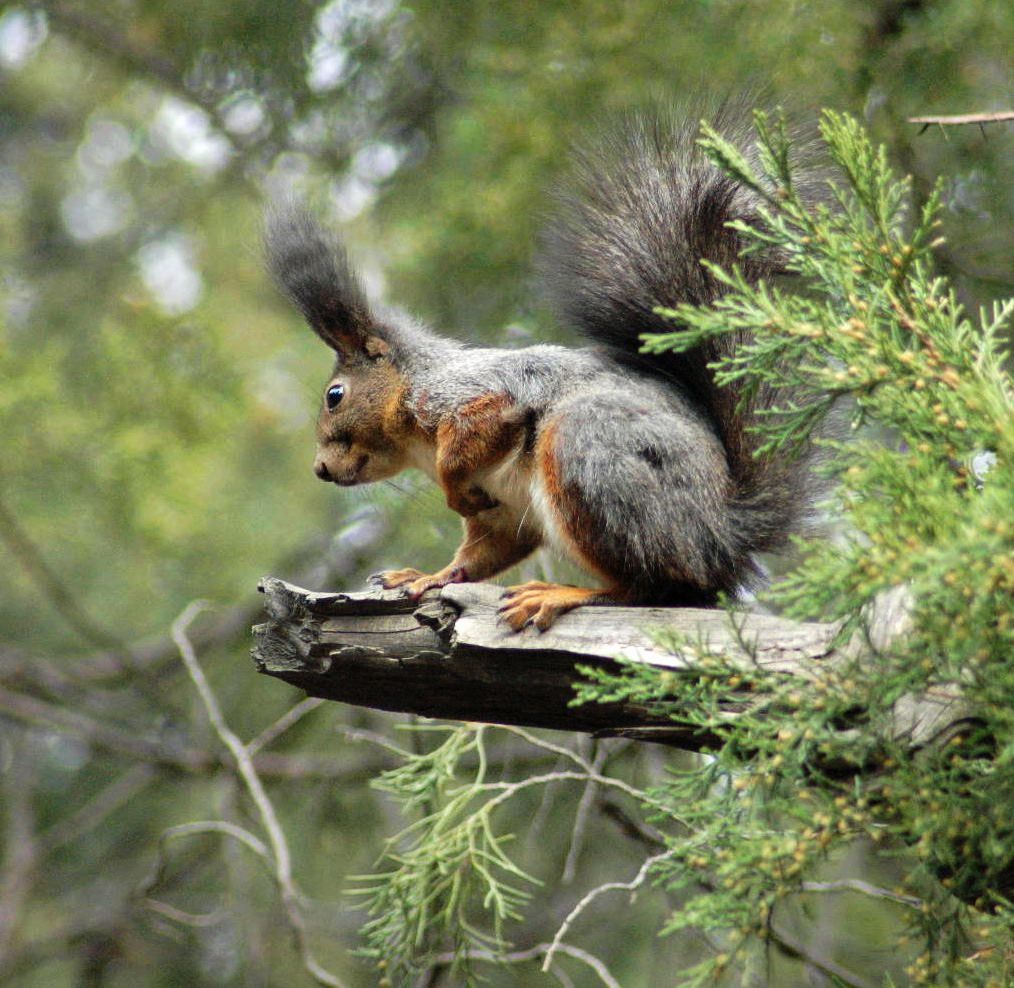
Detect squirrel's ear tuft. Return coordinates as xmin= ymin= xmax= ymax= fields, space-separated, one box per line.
xmin=264 ymin=203 xmax=378 ymax=361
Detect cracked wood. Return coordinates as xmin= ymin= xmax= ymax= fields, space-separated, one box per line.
xmin=251 ymin=578 xmax=972 ymax=752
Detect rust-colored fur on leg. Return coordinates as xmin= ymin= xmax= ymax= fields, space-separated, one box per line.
xmin=487 ymin=421 xmax=624 ymax=631
xmin=498 ymin=581 xmax=615 ymax=632
xmin=376 ymin=514 xmax=539 ymax=600
xmin=436 ymin=394 xmax=527 ymax=516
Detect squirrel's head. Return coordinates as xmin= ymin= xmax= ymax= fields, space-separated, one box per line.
xmin=265 ymin=206 xmax=423 ymax=487
xmin=312 ymin=332 xmax=418 ymax=487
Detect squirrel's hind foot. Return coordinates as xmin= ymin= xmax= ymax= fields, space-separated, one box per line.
xmin=498 ymin=581 xmax=612 ymax=632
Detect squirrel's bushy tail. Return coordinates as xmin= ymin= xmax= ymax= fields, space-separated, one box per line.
xmin=538 ymin=98 xmax=816 ymax=559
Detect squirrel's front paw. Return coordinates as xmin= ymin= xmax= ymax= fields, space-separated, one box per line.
xmin=370 ymin=566 xmax=468 ymax=599
xmin=371 ymin=568 xmax=427 ymax=590
xmin=446 ymin=485 xmax=499 ymax=517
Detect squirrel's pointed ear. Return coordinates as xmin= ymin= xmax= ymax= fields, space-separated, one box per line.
xmin=265 ymin=205 xmax=381 ymax=361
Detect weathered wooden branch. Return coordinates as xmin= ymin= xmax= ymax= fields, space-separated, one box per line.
xmin=252 ymin=578 xmax=972 ymax=755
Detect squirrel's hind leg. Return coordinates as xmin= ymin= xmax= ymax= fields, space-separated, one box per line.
xmin=492 ymin=411 xmax=635 ymax=632
xmin=519 ymin=396 xmax=735 ymax=623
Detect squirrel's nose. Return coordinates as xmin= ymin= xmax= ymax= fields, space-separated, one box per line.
xmin=314 ymin=459 xmax=332 ymax=482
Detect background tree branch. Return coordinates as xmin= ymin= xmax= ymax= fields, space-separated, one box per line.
xmin=908 ymin=111 xmax=1014 ymax=130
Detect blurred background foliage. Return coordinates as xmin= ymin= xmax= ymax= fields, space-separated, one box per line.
xmin=0 ymin=1 xmax=1010 ymax=985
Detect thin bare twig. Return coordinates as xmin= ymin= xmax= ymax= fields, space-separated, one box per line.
xmin=799 ymin=878 xmax=923 ymax=910
xmin=247 ymin=697 xmax=325 ymax=756
xmin=142 ymin=898 xmax=229 ymax=928
xmin=38 ymin=764 xmax=156 ymax=854
xmin=496 ymin=726 xmax=596 ymax=772
xmin=0 ymin=496 xmax=133 ymax=663
xmin=0 ymin=736 xmax=37 ymax=967
xmin=135 ymin=820 xmax=271 ymax=945
xmin=543 ymin=851 xmax=673 ymax=973
xmin=908 ymin=111 xmax=1014 ymax=131
xmin=334 ymin=723 xmax=412 ymax=757
xmin=562 ymin=744 xmax=608 ymax=885
xmin=598 ymin=799 xmax=668 ymax=852
xmin=767 ymin=914 xmax=878 ymax=988
xmin=0 ymin=687 xmax=212 ymax=771
xmin=434 ymin=942 xmax=621 ymax=988
xmin=0 ymin=685 xmax=381 ymax=780
xmin=475 ymin=770 xmax=659 ymax=817
xmin=136 ymin=819 xmax=274 ymax=928
xmin=171 ymin=603 xmax=346 ymax=988
xmin=527 ymin=755 xmax=568 ymax=846
xmin=0 ymin=532 xmax=371 ymax=690
xmin=154 ymin=820 xmax=272 ymax=864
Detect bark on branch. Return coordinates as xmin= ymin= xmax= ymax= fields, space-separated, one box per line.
xmin=251 ymin=579 xmax=972 ymax=755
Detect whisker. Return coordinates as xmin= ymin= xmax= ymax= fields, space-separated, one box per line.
xmin=463 ymin=528 xmax=492 ymax=550
xmin=515 ymin=502 xmax=533 ymax=539
xmin=382 ymin=478 xmax=436 ymax=511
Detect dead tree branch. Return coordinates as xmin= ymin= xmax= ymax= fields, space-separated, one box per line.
xmin=252 ymin=579 xmax=972 ymax=754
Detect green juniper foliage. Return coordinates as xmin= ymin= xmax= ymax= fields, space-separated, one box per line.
xmin=353 ymin=725 xmax=539 ymax=984
xmin=354 ymin=114 xmax=1012 ymax=986
xmin=353 ymin=723 xmax=658 ymax=983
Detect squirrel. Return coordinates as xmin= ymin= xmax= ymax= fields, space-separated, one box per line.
xmin=265 ymin=100 xmax=814 ymax=632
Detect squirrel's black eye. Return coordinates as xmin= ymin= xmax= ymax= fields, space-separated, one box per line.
xmin=325 ymin=384 xmax=345 ymax=411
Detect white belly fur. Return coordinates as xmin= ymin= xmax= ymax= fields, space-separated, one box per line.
xmin=475 ymin=448 xmax=575 ymax=562
xmin=411 ymin=439 xmax=577 ymax=568
xmin=478 ymin=450 xmax=523 ymax=512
